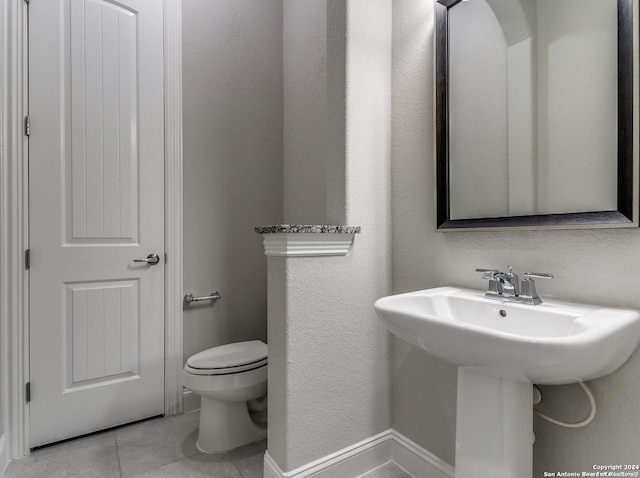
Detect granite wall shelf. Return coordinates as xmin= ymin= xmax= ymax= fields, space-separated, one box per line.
xmin=255 ymin=225 xmax=361 ymax=257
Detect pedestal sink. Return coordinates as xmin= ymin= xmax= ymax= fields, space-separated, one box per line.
xmin=374 ymin=287 xmax=640 ymax=478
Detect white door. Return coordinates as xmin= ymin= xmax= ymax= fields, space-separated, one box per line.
xmin=29 ymin=0 xmax=165 ymax=447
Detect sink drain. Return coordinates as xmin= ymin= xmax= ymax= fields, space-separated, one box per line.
xmin=499 ymin=310 xmax=507 ymax=317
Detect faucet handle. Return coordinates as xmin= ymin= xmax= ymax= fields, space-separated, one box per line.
xmin=475 ymin=268 xmax=503 ymax=295
xmin=523 ymin=272 xmax=554 ymax=280
xmin=475 ymin=268 xmax=499 ymax=280
xmin=520 ymin=272 xmax=553 ymax=305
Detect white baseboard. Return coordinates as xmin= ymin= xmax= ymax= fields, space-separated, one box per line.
xmin=263 ymin=431 xmax=392 ymax=478
xmin=0 ymin=434 xmax=9 ymax=478
xmin=263 ymin=429 xmax=454 ymax=478
xmin=389 ymin=431 xmax=454 ymax=478
xmin=182 ymin=388 xmax=200 ymax=413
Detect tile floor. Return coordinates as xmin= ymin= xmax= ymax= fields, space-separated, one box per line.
xmin=5 ymin=411 xmax=265 ymax=478
xmin=5 ymin=411 xmax=413 ymax=478
xmin=358 ymin=462 xmax=413 ymax=478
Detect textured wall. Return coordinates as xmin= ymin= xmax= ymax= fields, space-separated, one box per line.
xmin=269 ymin=254 xmax=393 ymax=471
xmin=392 ymin=0 xmax=640 ymax=471
xmin=268 ymin=0 xmax=393 ymax=471
xmin=182 ymin=0 xmax=283 ymax=364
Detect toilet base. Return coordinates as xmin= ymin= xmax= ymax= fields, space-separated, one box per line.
xmin=197 ymin=396 xmax=267 ymax=453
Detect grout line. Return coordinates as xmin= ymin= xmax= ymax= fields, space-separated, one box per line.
xmin=115 ymin=429 xmax=123 ymax=478
xmin=394 ymin=460 xmax=415 ymax=478
xmin=124 ymin=458 xmax=186 ymax=478
xmin=230 ymin=456 xmax=245 ymax=478
xmin=115 ymin=413 xmax=203 ymax=477
xmin=355 ymin=460 xmax=414 ymax=478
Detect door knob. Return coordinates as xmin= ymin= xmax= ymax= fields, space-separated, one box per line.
xmin=134 ymin=253 xmax=160 ymax=265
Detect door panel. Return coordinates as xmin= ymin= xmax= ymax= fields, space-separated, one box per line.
xmin=65 ymin=280 xmax=139 ymax=385
xmin=69 ymin=0 xmax=139 ymax=242
xmin=29 ymin=0 xmax=165 ymax=447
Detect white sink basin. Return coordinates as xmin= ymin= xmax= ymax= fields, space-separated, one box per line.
xmin=374 ymin=287 xmax=640 ymax=384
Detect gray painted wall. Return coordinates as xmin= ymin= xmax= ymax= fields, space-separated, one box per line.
xmin=283 ymin=0 xmax=328 ymax=224
xmin=182 ymin=0 xmax=283 ymax=364
xmin=392 ymin=0 xmax=640 ymax=471
xmin=0 ymin=364 xmax=3 ymax=440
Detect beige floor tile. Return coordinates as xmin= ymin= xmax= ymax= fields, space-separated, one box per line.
xmin=227 ymin=439 xmax=267 ymax=478
xmin=357 ymin=461 xmax=413 ymax=478
xmin=5 ymin=432 xmax=120 ymax=478
xmin=128 ymin=453 xmax=241 ymax=478
xmin=116 ymin=412 xmax=200 ymax=477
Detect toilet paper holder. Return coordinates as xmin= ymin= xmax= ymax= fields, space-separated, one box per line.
xmin=184 ymin=291 xmax=221 ymax=304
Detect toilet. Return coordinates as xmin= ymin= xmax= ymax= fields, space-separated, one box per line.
xmin=183 ymin=340 xmax=268 ymax=453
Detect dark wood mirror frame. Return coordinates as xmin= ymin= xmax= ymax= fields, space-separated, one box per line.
xmin=436 ymin=0 xmax=635 ymax=230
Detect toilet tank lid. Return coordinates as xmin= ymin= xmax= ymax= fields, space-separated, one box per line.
xmin=187 ymin=340 xmax=268 ymax=369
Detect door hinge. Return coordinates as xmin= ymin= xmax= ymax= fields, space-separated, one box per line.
xmin=25 ymin=249 xmax=31 ymax=269
xmin=26 ymin=382 xmax=31 ymax=403
xmin=24 ymin=115 xmax=30 ymax=136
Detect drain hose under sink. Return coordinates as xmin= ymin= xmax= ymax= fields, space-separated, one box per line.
xmin=534 ymin=381 xmax=596 ymax=428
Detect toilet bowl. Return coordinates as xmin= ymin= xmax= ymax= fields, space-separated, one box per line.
xmin=183 ymin=340 xmax=268 ymax=453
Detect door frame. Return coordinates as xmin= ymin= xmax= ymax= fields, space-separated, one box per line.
xmin=0 ymin=0 xmax=184 ymax=459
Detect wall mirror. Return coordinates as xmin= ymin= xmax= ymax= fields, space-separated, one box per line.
xmin=436 ymin=0 xmax=638 ymax=230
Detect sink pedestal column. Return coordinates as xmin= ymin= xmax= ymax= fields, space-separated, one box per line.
xmin=456 ymin=368 xmax=533 ymax=478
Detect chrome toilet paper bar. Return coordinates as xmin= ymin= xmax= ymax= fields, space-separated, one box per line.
xmin=184 ymin=291 xmax=221 ymax=303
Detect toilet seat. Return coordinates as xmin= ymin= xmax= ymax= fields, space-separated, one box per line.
xmin=185 ymin=340 xmax=267 ymax=376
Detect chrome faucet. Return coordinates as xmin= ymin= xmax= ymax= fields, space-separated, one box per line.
xmin=493 ymin=265 xmax=519 ymax=297
xmin=475 ymin=266 xmax=553 ymax=305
